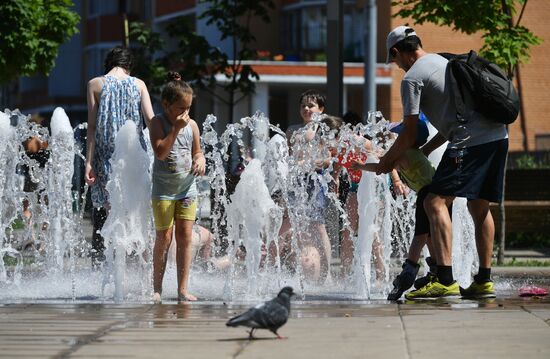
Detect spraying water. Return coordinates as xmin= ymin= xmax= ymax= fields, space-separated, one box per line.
xmin=350 ymin=112 xmax=416 ymax=298
xmin=0 ymin=111 xmax=21 ymax=283
xmin=225 ymin=159 xmax=282 ymax=299
xmin=47 ymin=108 xmax=76 ymax=272
xmin=100 ymin=121 xmax=153 ymax=301
xmin=0 ymin=107 xmax=480 ymax=302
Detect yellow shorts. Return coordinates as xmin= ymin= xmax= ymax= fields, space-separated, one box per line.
xmin=152 ymin=198 xmax=197 ymax=231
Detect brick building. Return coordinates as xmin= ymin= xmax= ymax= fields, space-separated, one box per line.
xmin=14 ymin=0 xmax=550 ymax=152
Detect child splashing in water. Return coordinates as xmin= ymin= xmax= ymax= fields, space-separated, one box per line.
xmin=331 ymin=115 xmax=405 ymax=283
xmin=293 ymin=115 xmax=400 ymax=284
xmin=149 ymin=72 xmax=206 ymax=302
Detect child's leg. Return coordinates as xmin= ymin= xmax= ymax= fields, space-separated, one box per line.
xmin=22 ymin=197 xmax=32 ymax=220
xmin=313 ymin=222 xmax=331 ymax=281
xmin=153 ymin=227 xmax=174 ymax=295
xmin=407 ymin=234 xmax=429 ymax=264
xmin=278 ymin=207 xmax=292 ymax=238
xmin=387 ymin=235 xmax=426 ymax=300
xmin=341 ymin=191 xmax=358 ymax=276
xmin=152 ymin=199 xmax=176 ymax=298
xmin=275 ymin=231 xmax=296 ymax=271
xmin=372 ymin=236 xmax=386 ymax=281
xmin=173 ymin=198 xmax=199 ymax=301
xmin=196 ymin=225 xmax=213 ymax=263
xmin=300 ymin=245 xmax=321 ymax=283
xmin=175 ymin=218 xmax=197 ymax=301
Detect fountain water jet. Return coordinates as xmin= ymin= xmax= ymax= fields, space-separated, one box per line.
xmin=0 ymin=106 xmax=481 ymax=302
xmin=100 ymin=121 xmax=152 ymax=301
xmin=0 ymin=112 xmax=21 ymax=284
xmin=47 ymin=108 xmax=76 ymax=272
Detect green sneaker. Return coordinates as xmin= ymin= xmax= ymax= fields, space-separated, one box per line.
xmin=405 ymin=279 xmax=460 ymax=300
xmin=460 ymin=281 xmax=496 ymax=299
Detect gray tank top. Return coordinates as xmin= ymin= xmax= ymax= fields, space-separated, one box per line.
xmin=151 ymin=114 xmax=197 ymax=200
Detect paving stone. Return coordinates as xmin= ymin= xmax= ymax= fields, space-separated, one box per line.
xmin=0 ymin=301 xmax=548 ymax=358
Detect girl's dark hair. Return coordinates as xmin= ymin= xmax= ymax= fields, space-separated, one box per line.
xmin=161 ymin=71 xmax=194 ymax=104
xmin=391 ymin=33 xmax=423 ymax=56
xmin=320 ymin=115 xmax=343 ymax=136
xmin=299 ymin=89 xmax=326 ymax=109
xmin=103 ymin=46 xmax=133 ymax=74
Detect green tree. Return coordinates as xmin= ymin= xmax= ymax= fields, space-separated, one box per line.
xmin=392 ymin=0 xmax=541 ymax=74
xmin=162 ymin=18 xmax=228 ymax=95
xmin=129 ymin=21 xmax=167 ymax=101
xmin=393 ymin=0 xmax=542 ymax=264
xmin=0 ymin=0 xmax=80 ymax=83
xmin=129 ymin=19 xmax=227 ymax=104
xmin=196 ymin=0 xmax=274 ymax=124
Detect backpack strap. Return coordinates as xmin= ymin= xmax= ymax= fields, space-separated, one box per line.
xmin=448 ymin=60 xmax=467 ymax=123
xmin=466 ymin=50 xmax=478 ymax=66
xmin=438 ymin=52 xmax=456 ymax=61
xmin=438 ymin=52 xmax=466 ymax=122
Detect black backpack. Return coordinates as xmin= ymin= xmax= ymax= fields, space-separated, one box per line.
xmin=440 ymin=50 xmax=520 ymax=125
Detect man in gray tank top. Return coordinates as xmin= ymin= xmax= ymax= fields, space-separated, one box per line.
xmin=377 ymin=26 xmax=508 ymax=300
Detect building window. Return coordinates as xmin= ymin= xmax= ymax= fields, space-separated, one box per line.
xmin=125 ymin=0 xmax=148 ymax=18
xmin=282 ymin=2 xmax=365 ymax=62
xmin=88 ymin=0 xmax=119 ymax=17
xmin=343 ymin=9 xmax=364 ymax=61
xmin=302 ymin=6 xmax=326 ymax=50
xmin=283 ymin=9 xmax=300 ymax=58
xmin=85 ymin=46 xmax=112 ymax=79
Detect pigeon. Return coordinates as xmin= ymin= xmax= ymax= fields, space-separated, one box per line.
xmin=226 ymin=286 xmax=295 ymax=339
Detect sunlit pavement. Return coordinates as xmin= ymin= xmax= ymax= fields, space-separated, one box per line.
xmin=0 ymin=295 xmax=549 ymax=359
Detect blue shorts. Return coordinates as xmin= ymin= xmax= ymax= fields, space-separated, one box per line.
xmin=429 ymin=139 xmax=508 ymax=203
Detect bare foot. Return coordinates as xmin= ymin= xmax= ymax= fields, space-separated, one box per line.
xmin=153 ymin=292 xmax=162 ymax=303
xmin=210 ymin=256 xmax=231 ymax=271
xmin=178 ymin=292 xmax=198 ymax=302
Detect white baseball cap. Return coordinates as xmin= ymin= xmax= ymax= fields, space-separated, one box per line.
xmin=386 ymin=26 xmax=417 ymax=63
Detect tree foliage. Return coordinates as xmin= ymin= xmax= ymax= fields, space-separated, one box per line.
xmin=197 ymin=0 xmax=274 ymax=114
xmin=163 ymin=18 xmax=228 ymax=92
xmin=0 ymin=0 xmax=80 ymax=83
xmin=392 ymin=0 xmax=541 ymax=73
xmin=129 ymin=22 xmax=167 ymax=99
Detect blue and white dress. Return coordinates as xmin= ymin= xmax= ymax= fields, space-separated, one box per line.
xmin=91 ymin=75 xmax=145 ymax=208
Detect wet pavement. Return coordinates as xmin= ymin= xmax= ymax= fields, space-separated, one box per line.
xmin=0 ymin=295 xmax=549 ymax=359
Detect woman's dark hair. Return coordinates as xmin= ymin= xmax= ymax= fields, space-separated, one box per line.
xmin=299 ymin=89 xmax=326 ymax=109
xmin=161 ymin=71 xmax=194 ymax=105
xmin=391 ymin=33 xmax=423 ymax=56
xmin=103 ymin=46 xmax=133 ymax=74
xmin=342 ymin=111 xmax=362 ymax=126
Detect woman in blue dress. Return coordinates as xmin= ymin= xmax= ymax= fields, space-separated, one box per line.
xmin=85 ymin=46 xmax=154 ymax=266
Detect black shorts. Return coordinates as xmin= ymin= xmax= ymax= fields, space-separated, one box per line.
xmin=429 ymin=139 xmax=508 ymax=203
xmin=414 ymin=185 xmax=452 ymax=236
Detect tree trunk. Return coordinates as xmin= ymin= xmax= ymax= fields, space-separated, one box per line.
xmin=516 ymin=65 xmax=528 ymax=151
